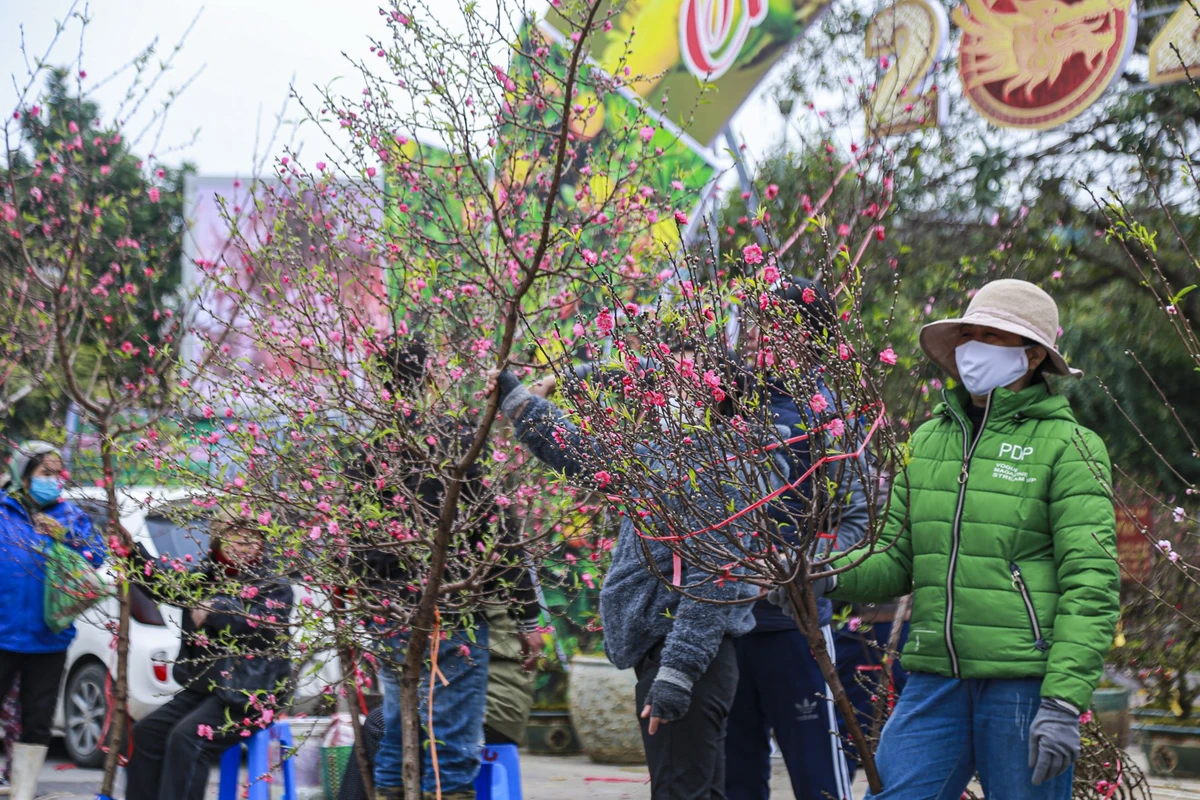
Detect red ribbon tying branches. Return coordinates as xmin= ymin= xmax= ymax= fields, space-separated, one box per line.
xmin=596 ymin=403 xmax=887 ymax=586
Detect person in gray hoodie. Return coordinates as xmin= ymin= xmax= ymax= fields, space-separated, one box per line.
xmin=486 ymin=363 xmax=788 ymax=800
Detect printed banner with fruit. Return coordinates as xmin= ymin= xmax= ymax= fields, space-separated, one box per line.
xmin=546 ymin=0 xmax=831 ymax=147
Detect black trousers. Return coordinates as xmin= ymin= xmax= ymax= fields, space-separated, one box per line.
xmin=0 ymin=649 xmax=68 ymax=745
xmin=635 ymin=637 xmax=739 ymax=800
xmin=125 ymin=688 xmax=246 ymax=800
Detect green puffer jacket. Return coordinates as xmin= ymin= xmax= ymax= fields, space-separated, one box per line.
xmin=830 ymin=383 xmax=1118 ymax=711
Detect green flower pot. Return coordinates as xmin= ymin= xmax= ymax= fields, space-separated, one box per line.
xmin=1131 ymin=708 xmax=1200 ymax=778
xmin=525 ymin=709 xmax=581 ymax=755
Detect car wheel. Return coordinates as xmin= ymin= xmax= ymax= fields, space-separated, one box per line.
xmin=63 ymin=661 xmax=109 ymax=769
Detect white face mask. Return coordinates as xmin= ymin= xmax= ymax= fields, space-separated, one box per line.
xmin=955 ymin=340 xmax=1029 ymax=396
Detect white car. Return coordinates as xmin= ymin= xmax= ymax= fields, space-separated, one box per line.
xmin=54 ymin=486 xmax=342 ymax=767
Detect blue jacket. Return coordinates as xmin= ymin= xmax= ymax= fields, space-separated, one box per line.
xmin=751 ymin=376 xmax=870 ymax=632
xmin=0 ymin=492 xmax=106 ymax=653
xmin=499 ymin=376 xmax=789 ymax=695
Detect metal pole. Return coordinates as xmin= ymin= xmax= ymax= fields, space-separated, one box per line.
xmin=722 ymin=124 xmax=768 ymax=347
xmin=679 ymin=177 xmax=720 ymax=247
xmin=722 ymin=124 xmax=769 ymax=248
xmin=1137 ymin=4 xmax=1182 ymax=19
xmin=658 ymin=178 xmax=718 ymax=312
xmin=63 ymin=403 xmax=79 ymax=472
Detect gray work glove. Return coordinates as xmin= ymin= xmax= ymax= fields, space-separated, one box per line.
xmin=1029 ymin=699 xmax=1081 ymax=785
xmin=765 ymin=574 xmax=837 ymax=617
xmin=494 ymin=370 xmax=526 ymax=416
xmin=644 ymin=677 xmax=692 ymax=723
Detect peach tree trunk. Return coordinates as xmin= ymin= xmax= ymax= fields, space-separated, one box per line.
xmin=784 ymin=578 xmax=884 ymax=794
xmin=99 ymin=437 xmax=135 ymax=797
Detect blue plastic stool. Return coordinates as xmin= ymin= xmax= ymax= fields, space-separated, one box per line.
xmin=218 ymin=721 xmax=298 ymax=800
xmin=474 ymin=743 xmax=522 ymax=800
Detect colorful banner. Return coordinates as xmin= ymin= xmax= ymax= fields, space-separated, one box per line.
xmin=863 ymin=0 xmax=950 ymax=136
xmin=1148 ymin=3 xmax=1200 ymax=84
xmin=382 ymin=139 xmax=472 ymax=313
xmin=494 ymin=22 xmax=717 ymax=307
xmin=63 ymin=411 xmax=222 ymax=485
xmin=546 ymin=0 xmax=830 ymax=147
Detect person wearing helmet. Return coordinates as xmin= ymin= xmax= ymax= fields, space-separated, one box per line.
xmin=0 ymin=441 xmax=105 ymax=800
xmin=775 ymin=279 xmax=1118 ymax=798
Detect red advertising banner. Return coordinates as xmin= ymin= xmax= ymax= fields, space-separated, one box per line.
xmin=1115 ymin=502 xmax=1153 ymax=583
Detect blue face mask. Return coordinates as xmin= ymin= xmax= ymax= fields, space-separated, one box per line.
xmin=28 ymin=476 xmax=62 ymax=507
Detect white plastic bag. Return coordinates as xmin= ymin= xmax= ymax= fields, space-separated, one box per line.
xmin=288 ymin=716 xmax=334 ymax=787
xmin=322 ymin=712 xmax=357 ymax=748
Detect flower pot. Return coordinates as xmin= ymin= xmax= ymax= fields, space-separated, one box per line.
xmin=568 ymin=655 xmax=645 ymax=765
xmin=1131 ymin=708 xmax=1200 ymax=778
xmin=1091 ymin=687 xmax=1131 ymax=748
xmin=525 ymin=710 xmax=581 ymax=755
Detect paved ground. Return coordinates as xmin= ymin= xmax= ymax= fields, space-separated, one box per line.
xmin=24 ymin=740 xmax=1200 ymax=799
xmin=17 ymin=743 xmax=796 ymax=799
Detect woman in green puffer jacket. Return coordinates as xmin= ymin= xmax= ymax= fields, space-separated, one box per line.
xmin=787 ymin=280 xmax=1119 ymax=800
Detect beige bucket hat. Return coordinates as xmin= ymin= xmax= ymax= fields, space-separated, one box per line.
xmin=919 ymin=279 xmax=1082 ymax=380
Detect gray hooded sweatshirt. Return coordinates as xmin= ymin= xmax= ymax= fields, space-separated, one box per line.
xmin=498 ymin=374 xmax=791 ymax=696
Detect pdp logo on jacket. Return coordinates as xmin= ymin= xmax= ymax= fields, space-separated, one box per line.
xmin=994 ymin=443 xmax=1037 ymax=484
xmin=998 ymin=443 xmax=1034 ymax=461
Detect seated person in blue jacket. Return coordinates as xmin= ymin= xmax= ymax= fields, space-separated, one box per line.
xmin=126 ymin=509 xmax=293 ymax=800
xmin=0 ymin=441 xmax=105 ymax=799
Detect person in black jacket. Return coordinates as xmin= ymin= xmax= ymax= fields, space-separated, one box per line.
xmin=347 ymin=335 xmax=541 ymax=800
xmin=125 ymin=509 xmax=294 ymax=800
xmin=724 ymin=280 xmax=868 ymax=800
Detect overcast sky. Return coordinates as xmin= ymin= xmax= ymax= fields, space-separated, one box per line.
xmin=0 ymin=0 xmax=389 ymax=176
xmin=0 ymin=0 xmax=795 ymax=180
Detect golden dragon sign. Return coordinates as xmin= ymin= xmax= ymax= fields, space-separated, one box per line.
xmin=953 ymin=0 xmax=1137 ymax=129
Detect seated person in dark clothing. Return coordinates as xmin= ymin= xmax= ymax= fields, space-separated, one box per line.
xmin=125 ymin=509 xmax=294 ymax=800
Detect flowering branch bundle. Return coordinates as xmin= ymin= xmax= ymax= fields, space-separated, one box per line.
xmin=123 ymin=2 xmax=732 ymax=796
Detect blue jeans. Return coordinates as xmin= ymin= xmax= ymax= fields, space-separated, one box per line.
xmin=375 ymin=622 xmax=490 ymax=794
xmin=868 ymin=672 xmax=1072 ymax=800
